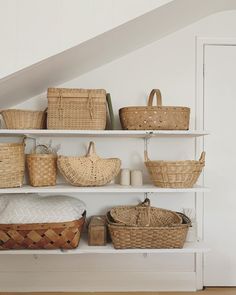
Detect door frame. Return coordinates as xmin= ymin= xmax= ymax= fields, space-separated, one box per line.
xmin=195 ymin=37 xmax=236 ymax=287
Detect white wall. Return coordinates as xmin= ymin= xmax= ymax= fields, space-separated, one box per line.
xmin=2 ymin=9 xmax=236 ymax=292
xmin=0 ymin=0 xmax=170 ymax=78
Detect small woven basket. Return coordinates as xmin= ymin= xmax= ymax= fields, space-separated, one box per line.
xmin=58 ymin=141 xmax=121 ymax=186
xmin=26 ymin=145 xmax=57 ymax=187
xmin=47 ymin=88 xmax=107 ymax=130
xmin=110 ymin=198 xmax=182 ymax=227
xmin=0 ymin=109 xmax=46 ymax=129
xmin=145 ymin=151 xmax=205 ymax=188
xmin=0 ymin=137 xmax=25 ymax=188
xmin=119 ymin=89 xmax=190 ymax=130
xmin=0 ymin=212 xmax=85 ymax=250
xmin=107 ymin=200 xmax=191 ymax=249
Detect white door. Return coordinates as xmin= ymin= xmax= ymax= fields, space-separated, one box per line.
xmin=204 ymin=44 xmax=236 ymax=286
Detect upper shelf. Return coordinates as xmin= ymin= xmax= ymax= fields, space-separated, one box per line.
xmin=0 ymin=129 xmax=209 ymax=138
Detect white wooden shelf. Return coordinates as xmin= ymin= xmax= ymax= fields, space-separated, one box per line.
xmin=0 ymin=236 xmax=209 ymax=255
xmin=0 ymin=129 xmax=209 ymax=138
xmin=0 ymin=184 xmax=209 ymax=194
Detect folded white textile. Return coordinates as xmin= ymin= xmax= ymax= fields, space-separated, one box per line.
xmin=0 ymin=194 xmax=86 ymax=224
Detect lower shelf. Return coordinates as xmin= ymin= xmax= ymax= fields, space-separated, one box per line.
xmin=0 ymin=184 xmax=209 ymax=194
xmin=0 ymin=236 xmax=209 ymax=255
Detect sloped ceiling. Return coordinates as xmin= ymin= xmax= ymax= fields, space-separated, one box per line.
xmin=0 ymin=0 xmax=236 ymax=108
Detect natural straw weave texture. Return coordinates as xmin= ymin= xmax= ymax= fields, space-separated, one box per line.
xmin=0 ymin=138 xmax=25 ymax=188
xmin=0 ymin=109 xmax=46 ymax=129
xmin=107 ymin=199 xmax=191 ymax=249
xmin=119 ymin=89 xmax=190 ymax=130
xmin=47 ymin=88 xmax=107 ymax=130
xmin=145 ymin=151 xmax=205 ymax=188
xmin=0 ymin=213 xmax=85 ymax=250
xmin=110 ymin=198 xmax=182 ymax=227
xmin=26 ymin=145 xmax=57 ymax=187
xmin=58 ymin=142 xmax=121 ymax=186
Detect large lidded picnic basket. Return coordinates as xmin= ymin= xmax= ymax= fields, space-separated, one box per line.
xmin=119 ymin=89 xmax=190 ymax=130
xmin=145 ymin=151 xmax=205 ymax=188
xmin=0 ymin=109 xmax=46 ymax=129
xmin=0 ymin=137 xmax=25 ymax=188
xmin=47 ymin=88 xmax=107 ymax=130
xmin=107 ymin=198 xmax=191 ymax=249
xmin=58 ymin=141 xmax=121 ymax=186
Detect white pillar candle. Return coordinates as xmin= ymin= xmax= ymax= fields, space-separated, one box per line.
xmin=120 ymin=169 xmax=131 ymax=186
xmin=131 ymin=170 xmax=143 ymax=186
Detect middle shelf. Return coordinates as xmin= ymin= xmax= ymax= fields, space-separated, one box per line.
xmin=0 ymin=184 xmax=209 ymax=194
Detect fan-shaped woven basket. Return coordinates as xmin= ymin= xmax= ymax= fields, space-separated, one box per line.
xmin=58 ymin=142 xmax=121 ymax=186
xmin=110 ymin=198 xmax=182 ymax=227
xmin=145 ymin=151 xmax=205 ymax=188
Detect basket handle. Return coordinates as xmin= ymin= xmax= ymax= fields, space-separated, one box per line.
xmin=87 ymin=141 xmax=96 ymax=156
xmin=137 ymin=198 xmax=151 ymax=226
xmin=199 ymin=151 xmax=206 ymax=164
xmin=33 ymin=144 xmax=51 ymax=154
xmin=147 ymin=89 xmax=162 ymax=107
xmin=144 ymin=150 xmax=149 ymax=162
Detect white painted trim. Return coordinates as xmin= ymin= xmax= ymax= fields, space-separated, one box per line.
xmin=195 ymin=37 xmax=236 ymax=289
xmin=0 ymin=271 xmax=197 ymax=292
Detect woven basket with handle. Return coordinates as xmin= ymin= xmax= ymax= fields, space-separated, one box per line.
xmin=0 ymin=212 xmax=85 ymax=250
xmin=58 ymin=141 xmax=121 ymax=186
xmin=26 ymin=145 xmax=57 ymax=187
xmin=107 ymin=199 xmax=191 ymax=249
xmin=0 ymin=137 xmax=25 ymax=188
xmin=110 ymin=198 xmax=182 ymax=227
xmin=0 ymin=109 xmax=46 ymax=129
xmin=47 ymin=88 xmax=107 ymax=130
xmin=145 ymin=151 xmax=205 ymax=188
xmin=119 ymin=89 xmax=190 ymax=130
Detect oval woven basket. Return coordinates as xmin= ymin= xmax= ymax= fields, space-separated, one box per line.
xmin=110 ymin=198 xmax=182 ymax=227
xmin=26 ymin=145 xmax=57 ymax=187
xmin=107 ymin=200 xmax=191 ymax=249
xmin=58 ymin=142 xmax=121 ymax=186
xmin=0 ymin=109 xmax=46 ymax=129
xmin=0 ymin=137 xmax=25 ymax=188
xmin=145 ymin=151 xmax=205 ymax=188
xmin=119 ymin=89 xmax=190 ymax=130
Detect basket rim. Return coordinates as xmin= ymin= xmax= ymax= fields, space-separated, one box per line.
xmin=1 ymin=109 xmax=45 ymax=114
xmin=0 ymin=212 xmax=86 ymax=230
xmin=119 ymin=106 xmax=190 ymax=112
xmin=145 ymin=160 xmax=204 ymax=165
xmin=0 ymin=142 xmax=24 ymax=147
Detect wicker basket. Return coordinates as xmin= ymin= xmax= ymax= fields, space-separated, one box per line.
xmin=110 ymin=198 xmax=182 ymax=227
xmin=58 ymin=141 xmax=121 ymax=187
xmin=119 ymin=89 xmax=190 ymax=130
xmin=145 ymin=151 xmax=205 ymax=188
xmin=26 ymin=145 xmax=57 ymax=187
xmin=0 ymin=212 xmax=85 ymax=250
xmin=107 ymin=200 xmax=190 ymax=249
xmin=47 ymin=88 xmax=107 ymax=130
xmin=0 ymin=109 xmax=46 ymax=129
xmin=0 ymin=138 xmax=25 ymax=188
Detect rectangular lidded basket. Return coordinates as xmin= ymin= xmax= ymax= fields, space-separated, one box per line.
xmin=107 ymin=212 xmax=190 ymax=249
xmin=47 ymin=88 xmax=107 ymax=130
xmin=0 ymin=213 xmax=85 ymax=250
xmin=0 ymin=142 xmax=25 ymax=188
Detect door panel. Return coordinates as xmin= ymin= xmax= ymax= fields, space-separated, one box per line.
xmin=204 ymin=45 xmax=236 ymax=285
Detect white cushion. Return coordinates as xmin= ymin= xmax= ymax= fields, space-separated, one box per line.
xmin=0 ymin=194 xmax=86 ymax=224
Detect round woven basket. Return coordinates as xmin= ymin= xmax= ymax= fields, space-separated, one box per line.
xmin=58 ymin=141 xmax=121 ymax=186
xmin=119 ymin=89 xmax=190 ymax=130
xmin=145 ymin=151 xmax=205 ymax=188
xmin=26 ymin=145 xmax=57 ymax=187
xmin=0 ymin=137 xmax=25 ymax=188
xmin=0 ymin=109 xmax=46 ymax=129
xmin=110 ymin=198 xmax=182 ymax=227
